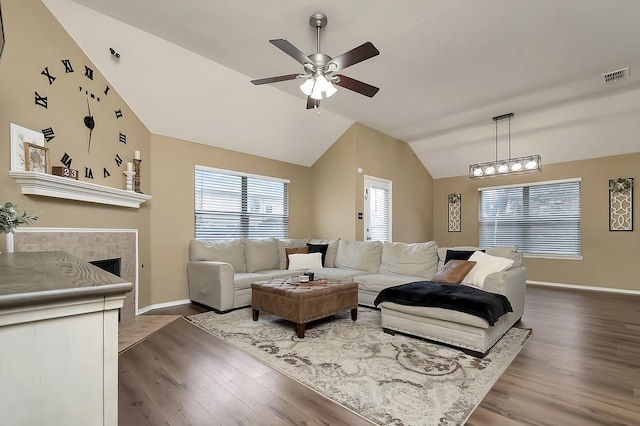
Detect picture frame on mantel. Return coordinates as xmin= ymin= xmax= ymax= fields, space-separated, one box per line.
xmin=10 ymin=123 xmax=45 ymax=171
xmin=24 ymin=142 xmax=50 ymax=174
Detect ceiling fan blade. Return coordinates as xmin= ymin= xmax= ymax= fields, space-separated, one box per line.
xmin=270 ymin=39 xmax=312 ymax=65
xmin=330 ymin=42 xmax=379 ymax=71
xmin=306 ymin=97 xmax=320 ymax=109
xmin=334 ymin=75 xmax=379 ymax=97
xmin=251 ymin=74 xmax=300 ymax=85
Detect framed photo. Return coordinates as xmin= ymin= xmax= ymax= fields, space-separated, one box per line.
xmin=10 ymin=123 xmax=45 ymax=171
xmin=24 ymin=142 xmax=50 ymax=173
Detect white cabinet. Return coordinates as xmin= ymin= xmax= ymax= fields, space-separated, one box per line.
xmin=0 ymin=252 xmax=132 ymax=426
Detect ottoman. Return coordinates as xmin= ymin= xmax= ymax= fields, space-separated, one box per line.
xmin=251 ymin=279 xmax=358 ymax=338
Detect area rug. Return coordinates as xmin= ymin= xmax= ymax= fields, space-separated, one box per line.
xmin=186 ymin=307 xmax=531 ymax=425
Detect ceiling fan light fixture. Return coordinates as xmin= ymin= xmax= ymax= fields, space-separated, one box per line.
xmin=309 ymin=74 xmax=336 ymax=99
xmin=300 ymin=78 xmax=314 ymax=96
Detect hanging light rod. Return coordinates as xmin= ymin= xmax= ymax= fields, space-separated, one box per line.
xmin=469 ymin=112 xmax=542 ymax=179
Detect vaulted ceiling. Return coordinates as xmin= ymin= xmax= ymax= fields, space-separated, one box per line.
xmin=43 ymin=0 xmax=640 ymax=178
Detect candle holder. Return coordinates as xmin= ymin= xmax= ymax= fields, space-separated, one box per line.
xmin=133 ymin=159 xmax=142 ymax=193
xmin=123 ymin=170 xmax=135 ymax=191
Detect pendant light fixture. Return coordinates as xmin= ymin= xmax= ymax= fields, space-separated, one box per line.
xmin=469 ymin=113 xmax=542 ymax=179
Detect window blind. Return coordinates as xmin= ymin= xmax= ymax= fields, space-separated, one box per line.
xmin=478 ymin=179 xmax=581 ymax=255
xmin=195 ymin=166 xmax=288 ymax=240
xmin=368 ymin=185 xmax=390 ymax=242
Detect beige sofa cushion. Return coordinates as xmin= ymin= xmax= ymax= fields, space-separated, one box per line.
xmin=379 ymin=241 xmax=438 ymax=279
xmin=335 ymin=240 xmax=382 ymax=274
xmin=189 ymin=239 xmax=246 ymax=273
xmin=276 ymin=238 xmax=309 ymax=269
xmin=244 ymin=238 xmax=279 ymax=273
xmin=309 ymin=238 xmax=340 ymax=267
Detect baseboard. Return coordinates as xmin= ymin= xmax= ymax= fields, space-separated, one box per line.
xmin=137 ymin=299 xmax=192 ymax=315
xmin=527 ymin=280 xmax=640 ymax=295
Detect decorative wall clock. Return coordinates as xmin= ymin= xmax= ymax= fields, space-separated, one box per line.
xmin=33 ymin=58 xmax=130 ymax=184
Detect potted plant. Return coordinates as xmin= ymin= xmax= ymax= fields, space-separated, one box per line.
xmin=1 ymin=202 xmax=39 ymax=253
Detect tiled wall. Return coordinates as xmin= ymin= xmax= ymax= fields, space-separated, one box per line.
xmin=14 ymin=229 xmax=138 ymax=321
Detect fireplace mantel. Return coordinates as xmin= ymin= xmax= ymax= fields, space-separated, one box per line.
xmin=10 ymin=171 xmax=151 ymax=208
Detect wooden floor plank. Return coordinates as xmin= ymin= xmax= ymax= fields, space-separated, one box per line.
xmin=119 ymin=286 xmax=640 ymax=425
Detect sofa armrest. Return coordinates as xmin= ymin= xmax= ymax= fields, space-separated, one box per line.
xmin=481 ymin=266 xmax=526 ymax=319
xmin=187 ymin=261 xmax=235 ymax=311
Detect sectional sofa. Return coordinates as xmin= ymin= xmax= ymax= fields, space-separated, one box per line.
xmin=187 ymin=237 xmax=525 ymax=355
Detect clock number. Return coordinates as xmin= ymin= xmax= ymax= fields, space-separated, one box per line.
xmin=34 ymin=92 xmax=48 ymax=109
xmin=104 ymin=86 xmax=110 ymax=96
xmin=42 ymin=127 xmax=55 ymax=142
xmin=84 ymin=65 xmax=94 ymax=80
xmin=119 ymin=133 xmax=127 ymax=144
xmin=41 ymin=67 xmax=56 ymax=85
xmin=61 ymin=59 xmax=74 ymax=73
xmin=103 ymin=168 xmax=111 ymax=178
xmin=60 ymin=153 xmax=72 ymax=168
xmin=115 ymin=154 xmax=123 ymax=167
xmin=114 ymin=109 xmax=123 ymax=119
xmin=85 ymin=167 xmax=94 ymax=179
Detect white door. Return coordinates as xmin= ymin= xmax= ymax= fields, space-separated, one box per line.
xmin=364 ymin=175 xmax=392 ymax=241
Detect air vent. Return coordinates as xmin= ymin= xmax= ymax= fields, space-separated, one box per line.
xmin=602 ymin=67 xmax=630 ymax=83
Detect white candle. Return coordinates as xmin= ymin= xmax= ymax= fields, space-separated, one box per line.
xmin=134 ymin=150 xmax=140 ymax=160
xmin=126 ymin=162 xmax=133 ymax=172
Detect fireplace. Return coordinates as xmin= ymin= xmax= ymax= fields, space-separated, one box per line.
xmin=90 ymin=258 xmax=122 ymax=277
xmin=12 ymin=228 xmax=138 ymax=322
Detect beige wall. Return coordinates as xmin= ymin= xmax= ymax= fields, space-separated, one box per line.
xmin=434 ymin=153 xmax=639 ymax=290
xmin=311 ymin=123 xmax=434 ymax=243
xmin=148 ymin=134 xmax=312 ymax=304
xmin=0 ymin=0 xmax=154 ymax=307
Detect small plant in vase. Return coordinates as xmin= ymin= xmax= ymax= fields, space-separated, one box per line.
xmin=1 ymin=202 xmax=39 ymax=253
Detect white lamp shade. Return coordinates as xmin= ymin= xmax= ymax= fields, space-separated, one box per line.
xmin=300 ymin=78 xmax=314 ymax=96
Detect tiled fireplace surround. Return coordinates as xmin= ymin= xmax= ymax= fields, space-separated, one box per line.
xmin=13 ymin=228 xmax=138 ymax=321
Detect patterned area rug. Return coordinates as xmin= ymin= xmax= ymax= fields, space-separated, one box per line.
xmin=186 ymin=307 xmax=531 ymax=425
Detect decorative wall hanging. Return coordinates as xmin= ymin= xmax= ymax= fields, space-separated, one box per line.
xmin=448 ymin=193 xmax=461 ymax=232
xmin=609 ymin=177 xmax=633 ymax=231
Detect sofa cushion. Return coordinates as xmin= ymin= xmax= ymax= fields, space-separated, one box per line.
xmin=244 ymin=238 xmax=279 ymax=273
xmin=431 ymin=260 xmax=477 ymax=284
xmin=234 ymin=272 xmax=271 ymax=290
xmin=378 ymin=241 xmax=438 ymax=279
xmin=307 ymin=243 xmax=329 ymax=266
xmin=444 ymin=249 xmax=483 ymax=264
xmin=189 ymin=239 xmax=246 ymax=273
xmin=288 ymin=253 xmax=323 ymax=270
xmin=355 ymin=273 xmax=428 ymax=293
xmin=486 ymin=246 xmax=522 ymax=267
xmin=437 ymin=246 xmax=479 ymax=271
xmin=335 ymin=240 xmax=382 ymax=273
xmin=285 ymin=246 xmax=308 ymax=269
xmin=309 ymin=239 xmax=340 ymax=267
xmin=307 ymin=267 xmax=368 ymax=280
xmin=276 ymin=238 xmax=309 ymax=269
xmin=463 ymin=251 xmax=515 ymax=288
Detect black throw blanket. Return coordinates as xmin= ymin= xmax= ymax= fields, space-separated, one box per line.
xmin=373 ymin=281 xmax=512 ymax=326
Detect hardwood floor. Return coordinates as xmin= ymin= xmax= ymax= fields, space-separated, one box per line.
xmin=119 ymin=286 xmax=640 ymax=425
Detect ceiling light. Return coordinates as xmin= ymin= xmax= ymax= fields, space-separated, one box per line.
xmin=469 ymin=113 xmax=542 ymax=179
xmin=307 ymin=74 xmax=337 ymax=100
xmin=300 ymin=78 xmax=314 ymax=96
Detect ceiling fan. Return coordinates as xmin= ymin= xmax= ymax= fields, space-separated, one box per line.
xmin=251 ymin=13 xmax=380 ymax=110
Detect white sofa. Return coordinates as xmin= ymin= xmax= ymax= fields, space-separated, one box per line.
xmin=187 ymin=238 xmax=525 ymax=355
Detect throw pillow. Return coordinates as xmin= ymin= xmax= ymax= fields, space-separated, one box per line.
xmin=285 ymin=246 xmax=308 ymax=269
xmin=431 ymin=260 xmax=477 ymax=284
xmin=306 ymin=243 xmax=328 ymax=266
xmin=463 ymin=251 xmax=515 ymax=288
xmin=444 ymin=249 xmax=485 ymax=264
xmin=288 ymin=252 xmax=323 ymax=270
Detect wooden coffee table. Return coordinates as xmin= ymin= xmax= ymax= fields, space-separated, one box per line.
xmin=251 ymin=279 xmax=358 ymax=338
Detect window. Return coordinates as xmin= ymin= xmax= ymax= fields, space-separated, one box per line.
xmin=478 ymin=178 xmax=581 ymax=257
xmin=195 ymin=165 xmax=289 ymax=240
xmin=364 ymin=175 xmax=392 ymax=242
